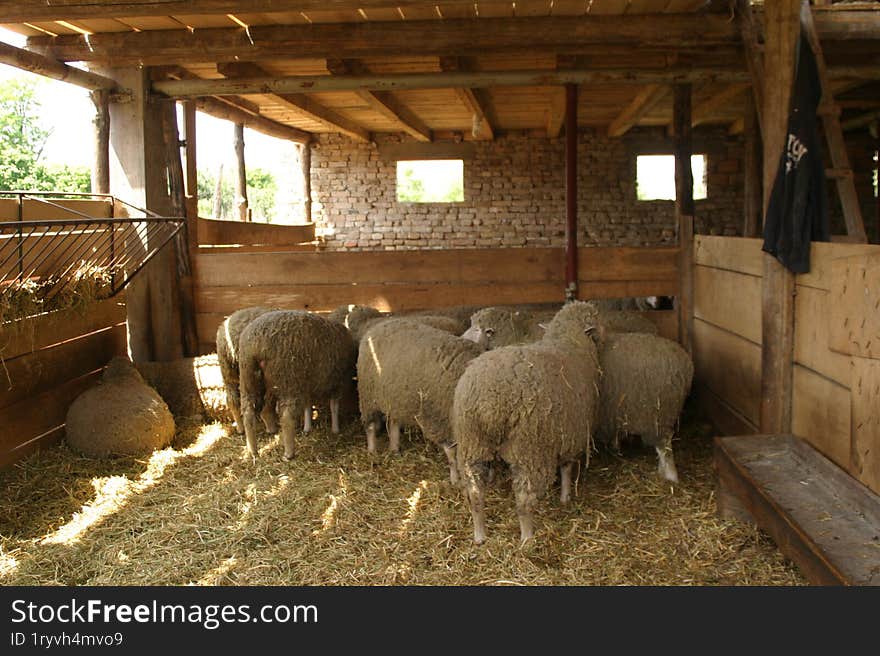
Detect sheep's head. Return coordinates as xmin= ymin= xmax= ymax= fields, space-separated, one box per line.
xmin=461 ymin=306 xmax=528 ymax=349
xmin=544 ymin=301 xmax=604 ymax=350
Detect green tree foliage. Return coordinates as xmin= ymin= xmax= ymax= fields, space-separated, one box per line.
xmin=197 ymin=166 xmax=278 ymax=221
xmin=0 ymin=78 xmax=91 ymax=193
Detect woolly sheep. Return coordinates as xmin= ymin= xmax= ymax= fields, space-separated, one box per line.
xmin=461 ymin=306 xmax=558 ymax=349
xmin=327 ymin=304 xmax=384 ymax=343
xmin=357 ymin=318 xmax=485 ymax=482
xmin=595 ymin=310 xmax=659 ymax=335
xmin=595 ymin=331 xmax=693 ymax=483
xmin=401 ymin=305 xmax=481 ymax=335
xmin=216 ymin=306 xmax=279 ymax=434
xmin=66 ymin=357 xmax=175 ymax=458
xmin=238 ymin=310 xmax=356 ymax=459
xmin=453 ymin=301 xmax=603 ymax=544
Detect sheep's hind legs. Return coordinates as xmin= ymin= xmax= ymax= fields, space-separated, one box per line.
xmin=280 ymin=406 xmax=299 ymax=461
xmin=260 ymin=401 xmax=278 ymax=434
xmin=442 ymin=443 xmax=460 ymax=486
xmin=388 ymin=420 xmax=401 ymax=453
xmin=241 ymin=402 xmax=260 ymax=458
xmin=512 ymin=469 xmax=538 ymax=545
xmin=656 ymin=441 xmax=679 ymax=484
xmin=303 ymin=406 xmax=312 ymax=434
xmin=330 ymin=398 xmax=340 ymax=434
xmin=366 ymin=420 xmax=379 ymax=454
xmin=462 ymin=462 xmax=489 ymax=544
xmin=560 ymin=462 xmax=574 ymax=504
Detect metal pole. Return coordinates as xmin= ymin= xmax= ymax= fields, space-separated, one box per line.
xmin=564 ymin=83 xmax=578 ymax=301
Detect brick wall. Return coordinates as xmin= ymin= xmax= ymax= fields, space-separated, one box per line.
xmin=310 ymin=127 xmax=744 ymax=251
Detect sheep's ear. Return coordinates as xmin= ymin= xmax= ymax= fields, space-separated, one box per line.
xmin=537 ymin=323 xmax=548 ymax=331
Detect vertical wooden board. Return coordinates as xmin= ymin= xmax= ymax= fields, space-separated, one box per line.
xmin=639 ymin=309 xmax=678 ymax=341
xmin=797 ymin=242 xmax=880 ymax=291
xmin=828 ymin=252 xmax=880 ymax=359
xmin=794 ymin=285 xmax=853 ymax=387
xmin=693 ymin=236 xmax=764 ymax=276
xmin=851 ymin=358 xmax=880 ymax=495
xmin=694 ymin=318 xmax=762 ymax=426
xmin=791 ymin=365 xmax=852 ymax=471
xmin=693 ymin=265 xmax=762 ymax=343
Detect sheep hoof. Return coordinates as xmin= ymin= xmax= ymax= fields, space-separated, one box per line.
xmin=282 ymin=453 xmax=295 ymax=462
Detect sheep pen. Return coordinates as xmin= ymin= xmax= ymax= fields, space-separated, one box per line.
xmin=0 ymin=402 xmax=803 ymax=586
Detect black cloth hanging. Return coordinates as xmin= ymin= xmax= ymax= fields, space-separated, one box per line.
xmin=762 ymin=33 xmax=830 ymax=274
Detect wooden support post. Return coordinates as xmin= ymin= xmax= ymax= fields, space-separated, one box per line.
xmin=182 ymin=100 xmax=199 ymax=247
xmin=105 ymin=66 xmax=184 ymax=362
xmin=161 ymin=101 xmax=199 ymax=357
xmin=673 ymin=83 xmax=695 ymax=355
xmin=564 ymin=83 xmax=578 ymax=301
xmin=90 ymin=89 xmax=110 ymax=195
xmin=300 ymin=143 xmax=312 ymax=224
xmin=743 ymin=97 xmax=763 ymax=237
xmin=233 ymin=122 xmax=249 ymax=222
xmin=760 ymin=0 xmax=800 ymax=435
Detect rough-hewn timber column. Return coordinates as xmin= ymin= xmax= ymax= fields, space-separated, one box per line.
xmin=90 ymin=89 xmax=110 ymax=195
xmin=673 ymin=84 xmax=695 ymax=355
xmin=233 ymin=123 xmax=249 ymax=222
xmin=564 ymin=83 xmax=578 ymax=301
xmin=760 ymin=0 xmax=801 ymax=434
xmin=105 ymin=66 xmax=184 ymax=362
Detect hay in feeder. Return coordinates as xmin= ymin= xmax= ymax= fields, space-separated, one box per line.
xmin=0 ymin=402 xmax=805 ymax=586
xmin=0 ymin=263 xmax=115 ymax=324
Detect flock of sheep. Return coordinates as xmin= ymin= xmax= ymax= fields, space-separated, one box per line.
xmin=216 ymin=299 xmax=693 ymax=544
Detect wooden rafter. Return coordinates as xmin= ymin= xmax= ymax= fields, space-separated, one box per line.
xmin=217 ymin=61 xmax=370 ymax=142
xmin=0 ymin=1 xmax=490 ymax=22
xmin=546 ymin=55 xmax=576 ymax=139
xmin=439 ymin=57 xmax=493 ymax=141
xmin=28 ymin=14 xmax=745 ymax=65
xmin=332 ymin=59 xmax=431 ymax=143
xmin=607 ymin=84 xmax=669 ymax=137
xmin=152 ymin=68 xmax=757 ymax=99
xmin=0 ymin=40 xmax=118 ymax=92
xmin=155 ymin=65 xmax=310 ymax=144
xmin=692 ymin=83 xmax=750 ymax=126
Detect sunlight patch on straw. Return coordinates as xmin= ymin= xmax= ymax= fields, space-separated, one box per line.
xmin=42 ymin=423 xmax=226 ymax=546
xmin=0 ymin=551 xmax=18 ymax=577
xmin=194 ymin=556 xmax=238 ymax=586
xmin=313 ymin=470 xmax=348 ymax=536
xmin=397 ymin=480 xmax=429 ymax=537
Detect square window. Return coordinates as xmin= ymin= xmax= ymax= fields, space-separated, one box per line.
xmin=636 ymin=154 xmax=707 ymax=201
xmin=396 ymin=160 xmax=464 ymax=203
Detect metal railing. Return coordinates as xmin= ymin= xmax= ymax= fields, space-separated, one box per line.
xmin=0 ymin=192 xmax=183 ymax=320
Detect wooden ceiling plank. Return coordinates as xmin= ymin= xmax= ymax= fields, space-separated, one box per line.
xmin=218 ymin=61 xmax=370 ymax=141
xmin=607 ymin=83 xmax=669 ymax=136
xmin=691 ymin=82 xmax=750 ymax=126
xmin=439 ymin=56 xmax=494 ymax=140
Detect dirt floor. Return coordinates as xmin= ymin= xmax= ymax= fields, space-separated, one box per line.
xmin=0 ymin=400 xmax=805 ymax=585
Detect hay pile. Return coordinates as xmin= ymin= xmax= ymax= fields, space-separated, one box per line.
xmin=0 ymin=403 xmax=804 ymax=586
xmin=0 ymin=263 xmax=115 ymax=323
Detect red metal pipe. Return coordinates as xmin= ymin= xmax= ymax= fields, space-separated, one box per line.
xmin=564 ymin=83 xmax=578 ymax=301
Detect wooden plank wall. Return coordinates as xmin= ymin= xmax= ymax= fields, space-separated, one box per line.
xmin=0 ymin=299 xmax=127 ymax=469
xmin=193 ymin=245 xmax=680 ymax=352
xmin=197 ymin=218 xmax=315 ymax=248
xmin=694 ymin=235 xmax=880 ymax=495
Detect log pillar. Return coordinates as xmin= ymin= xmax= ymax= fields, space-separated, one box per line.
xmin=234 ymin=122 xmax=249 ymax=222
xmin=760 ymin=0 xmax=800 ymax=434
xmin=300 ymin=142 xmax=312 ymax=224
xmin=183 ymin=100 xmax=199 ymax=247
xmin=743 ymin=96 xmax=763 ymax=237
xmin=564 ymin=83 xmax=578 ymax=301
xmin=673 ymin=84 xmax=695 ymax=355
xmin=105 ymin=66 xmax=184 ymax=362
xmin=90 ymin=89 xmax=110 ymax=195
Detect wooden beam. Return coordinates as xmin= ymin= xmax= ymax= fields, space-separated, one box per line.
xmin=192 ymin=97 xmax=311 ymax=144
xmin=233 ymin=122 xmax=249 ymax=222
xmin=842 ymin=110 xmax=880 ymax=131
xmin=760 ymin=0 xmax=800 ymax=436
xmin=336 ymin=60 xmax=431 ymax=142
xmin=692 ymin=83 xmax=750 ymax=126
xmin=0 ymin=40 xmax=118 ymax=91
xmin=29 ymin=15 xmax=744 ymax=65
xmin=607 ymin=84 xmax=669 ymax=138
xmin=673 ymin=84 xmax=695 ymax=355
xmin=299 ymin=144 xmax=312 ymax=225
xmin=736 ymin=0 xmax=765 ymax=137
xmin=217 ymin=61 xmax=369 ymax=142
xmin=438 ymin=56 xmax=494 ymax=141
xmin=742 ymin=99 xmax=762 ymax=238
xmin=90 ymin=89 xmax=110 ymax=195
xmin=182 ymin=100 xmax=199 ymax=248
xmin=153 ymin=68 xmax=754 ymax=99
xmin=546 ymin=88 xmax=567 ymax=139
xmin=565 ymin=84 xmax=578 ymax=301
xmin=155 ymin=65 xmax=312 ymax=144
xmin=0 ymin=1 xmax=490 ymax=22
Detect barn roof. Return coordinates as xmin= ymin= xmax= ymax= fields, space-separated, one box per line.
xmin=2 ymin=1 xmax=878 ymax=141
